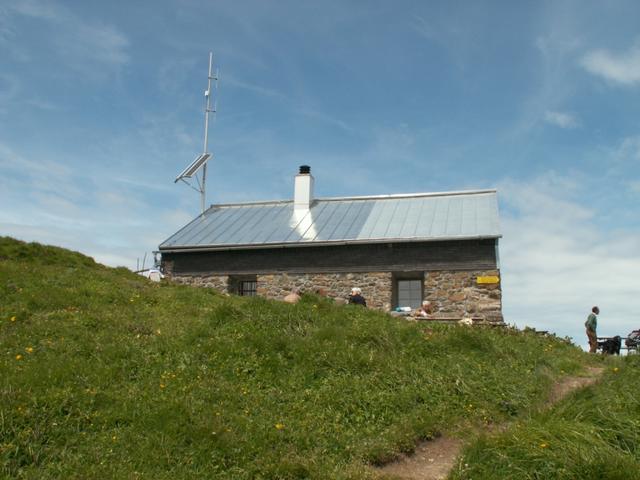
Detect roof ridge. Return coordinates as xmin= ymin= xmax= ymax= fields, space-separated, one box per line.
xmin=210 ymin=188 xmax=497 ymax=208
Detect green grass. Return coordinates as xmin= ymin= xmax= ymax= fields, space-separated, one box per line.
xmin=451 ymin=356 xmax=640 ymax=480
xmin=0 ymin=237 xmax=591 ymax=479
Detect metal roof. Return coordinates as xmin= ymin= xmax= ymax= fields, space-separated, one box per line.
xmin=159 ymin=189 xmax=501 ymax=252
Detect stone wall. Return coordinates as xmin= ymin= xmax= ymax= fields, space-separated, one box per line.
xmin=167 ymin=269 xmax=502 ymax=321
xmin=170 ymin=273 xmax=228 ymax=291
xmin=257 ymin=272 xmax=393 ymax=310
xmin=424 ymin=269 xmax=502 ymax=321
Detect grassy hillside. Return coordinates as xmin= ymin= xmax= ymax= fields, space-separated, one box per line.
xmin=1 ymin=237 xmax=591 ymax=479
xmin=451 ymin=355 xmax=640 ymax=480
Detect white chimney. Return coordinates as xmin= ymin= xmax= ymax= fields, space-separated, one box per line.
xmin=294 ymin=165 xmax=314 ymax=210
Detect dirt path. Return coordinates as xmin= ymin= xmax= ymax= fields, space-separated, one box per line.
xmin=545 ymin=366 xmax=603 ymax=405
xmin=375 ymin=366 xmax=604 ymax=480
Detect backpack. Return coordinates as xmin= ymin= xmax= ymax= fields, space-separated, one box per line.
xmin=602 ymin=336 xmax=621 ymax=355
xmin=625 ymin=330 xmax=640 ymax=348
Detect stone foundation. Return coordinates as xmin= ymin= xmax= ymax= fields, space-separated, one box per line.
xmin=169 ymin=268 xmax=503 ymax=321
xmin=171 ymin=274 xmax=228 ymax=291
xmin=424 ymin=270 xmax=502 ymax=322
xmin=257 ymin=272 xmax=393 ymax=310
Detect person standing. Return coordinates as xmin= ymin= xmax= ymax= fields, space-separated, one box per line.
xmin=585 ymin=306 xmax=600 ymax=353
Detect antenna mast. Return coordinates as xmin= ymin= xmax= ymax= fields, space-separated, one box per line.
xmin=174 ymin=51 xmax=218 ymax=215
xmin=201 ymin=51 xmax=215 ymax=214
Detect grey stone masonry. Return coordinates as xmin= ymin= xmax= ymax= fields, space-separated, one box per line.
xmin=168 ymin=268 xmax=502 ymax=322
xmin=424 ymin=270 xmax=502 ymax=322
xmin=257 ymin=272 xmax=393 ymax=310
xmin=171 ymin=273 xmax=228 ymax=292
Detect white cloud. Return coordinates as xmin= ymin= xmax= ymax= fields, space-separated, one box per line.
xmin=293 ymin=106 xmax=355 ymax=134
xmin=224 ymin=74 xmax=285 ymax=99
xmin=499 ymin=174 xmax=640 ymax=350
xmin=3 ymin=0 xmax=129 ymax=75
xmin=64 ymin=23 xmax=129 ymax=67
xmin=615 ymin=135 xmax=640 ymax=162
xmin=0 ymin=6 xmax=14 ymax=43
xmin=628 ymin=180 xmax=640 ymax=193
xmin=10 ymin=0 xmax=60 ymax=20
xmin=0 ymin=140 xmax=179 ymax=270
xmin=581 ymin=43 xmax=640 ymax=86
xmin=161 ymin=209 xmax=194 ymax=228
xmin=0 ymin=74 xmax=20 ymax=103
xmin=510 ymin=23 xmax=583 ymax=136
xmin=0 ymin=142 xmax=72 ymax=185
xmin=544 ymin=110 xmax=579 ymax=129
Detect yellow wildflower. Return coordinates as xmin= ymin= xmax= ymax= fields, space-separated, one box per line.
xmin=540 ymin=443 xmax=548 ymax=448
xmin=25 ymin=347 xmax=34 ymax=354
xmin=10 ymin=316 xmax=16 ymax=322
xmin=275 ymin=423 xmax=285 ymax=430
xmin=613 ymin=367 xmax=619 ymax=372
xmin=160 ymin=383 xmax=166 ymax=389
xmin=15 ymin=354 xmax=22 ymax=360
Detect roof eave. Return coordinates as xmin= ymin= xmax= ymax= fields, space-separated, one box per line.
xmin=159 ymin=234 xmax=502 ymax=254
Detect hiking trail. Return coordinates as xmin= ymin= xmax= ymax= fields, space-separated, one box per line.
xmin=374 ymin=366 xmax=604 ymax=480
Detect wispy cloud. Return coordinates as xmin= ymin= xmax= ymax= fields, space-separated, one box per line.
xmin=65 ymin=23 xmax=129 ymax=67
xmin=0 ymin=74 xmax=20 ymax=102
xmin=0 ymin=140 xmax=184 ymax=269
xmin=0 ymin=5 xmax=14 ymax=44
xmin=223 ymin=74 xmax=285 ymax=99
xmin=499 ymin=173 xmax=640 ymax=348
xmin=581 ymin=42 xmax=640 ymax=86
xmin=293 ymin=106 xmax=355 ymax=134
xmin=410 ymin=12 xmax=479 ymax=70
xmin=628 ymin=180 xmax=640 ymax=193
xmin=25 ymin=98 xmax=62 ymax=111
xmin=614 ymin=135 xmax=640 ymax=162
xmin=544 ymin=110 xmax=579 ymax=129
xmin=3 ymin=0 xmax=129 ymax=75
xmin=10 ymin=0 xmax=60 ymax=20
xmin=510 ymin=18 xmax=584 ymax=136
xmin=0 ymin=142 xmax=71 ymax=180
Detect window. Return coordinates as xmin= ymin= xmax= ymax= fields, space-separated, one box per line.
xmin=228 ymin=275 xmax=258 ymax=297
xmin=396 ymin=279 xmax=423 ymax=309
xmin=239 ymin=280 xmax=257 ymax=297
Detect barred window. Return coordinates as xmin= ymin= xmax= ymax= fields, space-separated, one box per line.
xmin=239 ymin=280 xmax=257 ymax=297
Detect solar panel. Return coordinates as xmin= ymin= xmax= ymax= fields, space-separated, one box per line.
xmin=174 ymin=153 xmax=211 ymax=182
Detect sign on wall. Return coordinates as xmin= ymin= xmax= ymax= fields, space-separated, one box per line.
xmin=476 ymin=276 xmax=500 ymax=284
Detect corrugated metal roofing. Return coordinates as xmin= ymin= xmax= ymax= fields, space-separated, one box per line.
xmin=159 ymin=189 xmax=501 ymax=251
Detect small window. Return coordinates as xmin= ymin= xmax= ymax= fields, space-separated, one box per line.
xmin=239 ymin=280 xmax=257 ymax=297
xmin=396 ymin=279 xmax=422 ymax=309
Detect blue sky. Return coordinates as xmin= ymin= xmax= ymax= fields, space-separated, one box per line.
xmin=1 ymin=0 xmax=639 ymax=348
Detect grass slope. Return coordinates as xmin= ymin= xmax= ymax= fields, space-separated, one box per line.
xmin=1 ymin=237 xmax=589 ymax=479
xmin=451 ymin=355 xmax=640 ymax=480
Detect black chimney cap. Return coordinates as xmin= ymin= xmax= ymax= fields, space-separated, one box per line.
xmin=299 ymin=165 xmax=311 ymax=174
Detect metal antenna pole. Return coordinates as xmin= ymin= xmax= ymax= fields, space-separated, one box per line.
xmin=201 ymin=52 xmax=214 ymax=215
xmin=174 ymin=51 xmax=218 ymax=216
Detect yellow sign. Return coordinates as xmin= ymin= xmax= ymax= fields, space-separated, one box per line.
xmin=477 ymin=276 xmax=500 ymax=284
